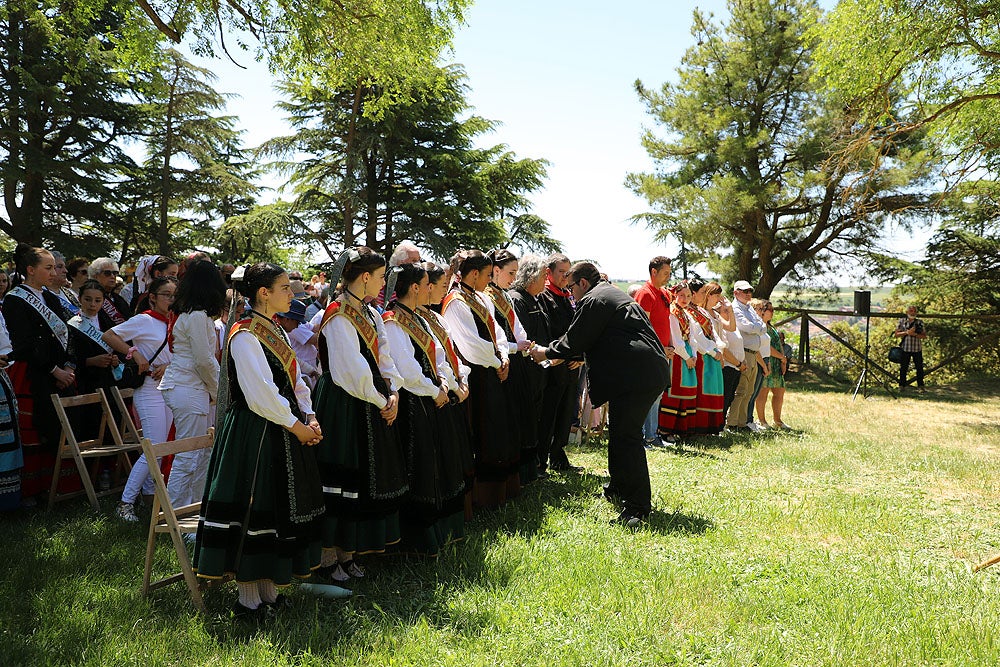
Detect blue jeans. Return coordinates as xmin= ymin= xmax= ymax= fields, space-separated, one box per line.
xmin=643 ymin=397 xmax=660 ymax=441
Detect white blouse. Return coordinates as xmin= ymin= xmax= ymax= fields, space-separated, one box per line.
xmin=0 ymin=313 xmax=12 ymax=357
xmin=109 ymin=314 xmax=172 ymax=366
xmin=384 ymin=317 xmax=444 ymax=398
xmin=322 ymin=304 xmax=403 ymax=409
xmin=442 ymin=290 xmax=509 ymax=369
xmin=669 ymin=309 xmax=721 ymax=360
xmin=229 ymin=330 xmax=313 ymax=428
xmin=158 ymin=310 xmax=220 ymax=399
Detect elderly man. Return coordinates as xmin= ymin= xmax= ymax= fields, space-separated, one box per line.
xmin=89 ymin=257 xmax=133 ymax=330
xmin=531 ymin=262 xmax=670 ymax=527
xmin=376 ymin=240 xmax=422 ymax=308
xmin=895 ymin=305 xmax=928 ymax=391
xmin=726 ymin=280 xmax=766 ymax=431
xmin=633 ymin=256 xmax=674 ymax=447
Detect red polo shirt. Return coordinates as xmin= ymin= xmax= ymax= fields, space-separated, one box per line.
xmin=634 ymin=281 xmax=672 ymax=349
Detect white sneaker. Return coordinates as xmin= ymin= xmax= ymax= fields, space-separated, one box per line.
xmin=747 ymin=422 xmax=765 ymax=433
xmin=343 ymin=561 xmax=365 ymax=578
xmin=115 ymin=501 xmax=139 ymax=523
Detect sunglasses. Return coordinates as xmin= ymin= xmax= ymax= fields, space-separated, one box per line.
xmin=76 ymin=269 xmax=89 ymax=276
xmin=100 ymin=269 xmax=120 ymax=277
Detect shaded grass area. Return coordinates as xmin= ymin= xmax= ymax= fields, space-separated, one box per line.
xmin=4 ymin=375 xmax=1000 ymax=666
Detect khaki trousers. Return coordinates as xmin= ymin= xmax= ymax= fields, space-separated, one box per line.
xmin=727 ymin=359 xmax=759 ymax=426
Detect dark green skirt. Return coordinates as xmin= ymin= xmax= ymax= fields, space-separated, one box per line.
xmin=194 ymin=407 xmax=324 ymax=584
xmin=313 ymin=373 xmax=408 ymax=555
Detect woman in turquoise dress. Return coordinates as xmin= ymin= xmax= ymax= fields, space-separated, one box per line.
xmin=754 ymin=299 xmax=789 ymax=429
xmin=194 ymin=262 xmax=325 ymax=617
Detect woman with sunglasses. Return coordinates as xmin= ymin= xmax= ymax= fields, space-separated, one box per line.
xmin=103 ymin=277 xmax=178 ymax=522
xmin=66 ymin=258 xmax=90 ymax=296
xmin=88 ymin=257 xmax=133 ymax=330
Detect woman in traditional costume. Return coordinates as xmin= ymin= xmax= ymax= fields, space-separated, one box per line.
xmin=103 ymin=276 xmax=177 ymax=522
xmin=419 ymin=262 xmax=474 ymax=519
xmin=442 ymin=249 xmax=518 ymax=508
xmin=194 ymin=262 xmax=324 ymax=617
xmin=486 ymin=249 xmax=536 ymax=483
xmin=2 ymin=244 xmax=78 ymax=503
xmin=0 ymin=313 xmax=22 ymax=510
xmin=658 ymin=282 xmax=721 ymax=440
xmin=687 ymin=279 xmax=728 ymax=435
xmin=313 ymin=247 xmax=407 ymax=582
xmin=753 ymin=299 xmax=789 ymax=429
xmin=68 ymin=280 xmax=123 ymax=394
xmin=384 ymin=263 xmax=466 ymax=554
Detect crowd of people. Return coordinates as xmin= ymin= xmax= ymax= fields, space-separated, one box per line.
xmin=0 ymin=240 xmax=797 ymax=618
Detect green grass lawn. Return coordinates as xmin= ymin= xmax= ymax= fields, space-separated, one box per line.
xmin=4 ymin=371 xmax=1000 ymax=666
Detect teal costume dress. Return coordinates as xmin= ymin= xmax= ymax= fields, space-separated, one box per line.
xmin=194 ymin=314 xmax=324 ymax=584
xmin=764 ymin=325 xmax=786 ymax=388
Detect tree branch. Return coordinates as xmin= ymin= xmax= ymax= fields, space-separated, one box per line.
xmin=135 ymin=0 xmax=181 ymax=43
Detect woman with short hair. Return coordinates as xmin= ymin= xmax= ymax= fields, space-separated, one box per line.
xmin=66 ymin=258 xmax=90 ymax=295
xmin=88 ymin=257 xmax=132 ymax=329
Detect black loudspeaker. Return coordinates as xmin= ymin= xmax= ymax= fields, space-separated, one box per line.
xmin=853 ymin=290 xmax=871 ymax=316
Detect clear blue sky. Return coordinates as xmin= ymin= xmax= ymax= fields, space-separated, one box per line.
xmin=197 ymin=0 xmax=926 ymax=282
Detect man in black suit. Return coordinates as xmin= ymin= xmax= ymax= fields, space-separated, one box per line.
xmin=530 ymin=262 xmax=670 ymax=526
xmin=536 ymin=253 xmax=583 ymax=473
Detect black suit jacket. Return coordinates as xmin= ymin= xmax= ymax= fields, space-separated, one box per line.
xmin=546 ymin=281 xmax=670 ymax=407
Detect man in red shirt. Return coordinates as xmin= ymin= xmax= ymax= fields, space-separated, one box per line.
xmin=633 ymin=256 xmax=674 ymax=447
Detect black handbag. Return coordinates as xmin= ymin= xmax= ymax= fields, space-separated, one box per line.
xmin=118 ymin=337 xmax=168 ymax=389
xmin=888 ymin=345 xmax=903 ymax=364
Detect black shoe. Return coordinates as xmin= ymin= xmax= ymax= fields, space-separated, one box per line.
xmin=265 ymin=594 xmax=292 ymax=610
xmin=610 ymin=509 xmax=646 ymax=528
xmin=232 ymin=601 xmax=265 ymax=620
xmin=550 ymin=460 xmax=583 ymax=473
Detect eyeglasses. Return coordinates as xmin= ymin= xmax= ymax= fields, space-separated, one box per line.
xmin=75 ymin=269 xmax=89 ymax=276
xmin=100 ymin=269 xmax=120 ymax=277
xmin=152 ymin=292 xmax=176 ymax=300
xmin=566 ymin=281 xmax=578 ymax=290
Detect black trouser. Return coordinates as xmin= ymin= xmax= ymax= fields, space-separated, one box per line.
xmin=900 ymin=350 xmax=924 ymax=388
xmin=722 ymin=366 xmax=740 ymax=416
xmin=606 ymin=384 xmax=663 ymax=515
xmin=537 ymin=367 xmax=581 ymax=470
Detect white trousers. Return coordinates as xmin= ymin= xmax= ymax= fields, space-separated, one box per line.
xmin=120 ymin=379 xmax=174 ymax=504
xmin=162 ymin=385 xmax=211 ymax=508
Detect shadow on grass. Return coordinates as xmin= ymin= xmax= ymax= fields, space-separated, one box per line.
xmin=644 ymin=508 xmax=713 ymax=535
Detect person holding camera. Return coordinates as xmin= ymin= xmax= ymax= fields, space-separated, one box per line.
xmin=895 ymin=305 xmax=928 ymax=391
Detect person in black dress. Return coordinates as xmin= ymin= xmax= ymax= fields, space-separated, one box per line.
xmin=530 ymin=262 xmax=670 ymax=526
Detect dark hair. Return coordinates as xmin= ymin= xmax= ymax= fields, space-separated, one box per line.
xmin=147 ymin=276 xmax=177 ymax=296
xmin=567 ymin=261 xmax=602 ymax=290
xmin=390 ymin=262 xmax=427 ymax=303
xmin=649 ymin=256 xmax=671 ymax=273
xmin=78 ymin=279 xmax=105 ymax=298
xmin=67 ymin=257 xmax=90 ymax=278
xmin=341 ymin=247 xmax=385 ymax=284
xmin=423 ymin=261 xmax=446 ymax=285
xmin=172 ymin=260 xmax=226 ymax=315
xmin=489 ymin=248 xmax=518 ymax=269
xmin=546 ymin=253 xmax=570 ymax=271
xmin=456 ymin=249 xmax=492 ymax=278
xmin=13 ymin=243 xmax=51 ymax=275
xmin=151 ymin=256 xmax=178 ymax=277
xmin=242 ymin=262 xmax=286 ymax=307
xmin=688 ymin=277 xmax=706 ymax=293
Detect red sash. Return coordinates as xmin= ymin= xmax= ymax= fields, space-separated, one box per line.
xmin=420 ymin=307 xmax=462 ymax=381
xmin=485 ymin=285 xmax=516 ymax=333
xmin=383 ymin=308 xmax=437 ymax=368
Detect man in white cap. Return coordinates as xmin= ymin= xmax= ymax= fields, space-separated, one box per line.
xmin=727 ymin=280 xmax=767 ymax=431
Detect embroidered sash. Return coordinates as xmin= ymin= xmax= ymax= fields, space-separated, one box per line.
xmin=687 ymin=305 xmax=714 ymax=339
xmin=420 ymin=307 xmax=462 ymax=381
xmin=229 ymin=316 xmax=299 ymax=386
xmin=442 ymin=286 xmax=500 ymax=358
xmin=68 ymin=315 xmax=113 ymax=354
xmin=384 ymin=307 xmax=437 ymax=372
xmin=321 ymin=300 xmax=379 ymax=360
xmin=101 ymin=297 xmax=125 ymax=326
xmin=671 ymin=301 xmax=690 ymax=341
xmin=486 ymin=284 xmax=516 ymax=333
xmin=9 ymin=285 xmax=69 ymax=350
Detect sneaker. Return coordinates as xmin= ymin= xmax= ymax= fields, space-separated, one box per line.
xmin=342 ymin=560 xmax=365 ymax=578
xmin=747 ymin=422 xmax=765 ymax=433
xmin=115 ymin=501 xmax=139 ymax=523
xmin=774 ymin=422 xmax=793 ymax=431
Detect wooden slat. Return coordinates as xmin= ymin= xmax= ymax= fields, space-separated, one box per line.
xmin=145 ymin=434 xmax=214 ymax=458
xmin=56 ymin=392 xmax=105 ymax=408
